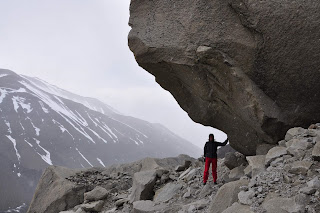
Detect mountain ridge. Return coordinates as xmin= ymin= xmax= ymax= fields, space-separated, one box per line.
xmin=0 ymin=68 xmax=201 ymax=212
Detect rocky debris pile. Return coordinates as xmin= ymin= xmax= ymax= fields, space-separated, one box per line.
xmin=222 ymin=124 xmax=320 ymax=213
xmin=53 ymin=157 xmax=229 ymax=213
xmin=28 ymin=124 xmax=320 ymax=213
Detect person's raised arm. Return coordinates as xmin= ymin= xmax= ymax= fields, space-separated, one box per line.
xmin=217 ymin=138 xmax=229 ymax=146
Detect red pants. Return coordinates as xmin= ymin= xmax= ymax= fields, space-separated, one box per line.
xmin=203 ymin=157 xmax=217 ymax=183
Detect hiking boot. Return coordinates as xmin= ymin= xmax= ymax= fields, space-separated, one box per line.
xmin=214 ymin=181 xmax=218 ymax=185
xmin=203 ymin=182 xmax=207 ymax=186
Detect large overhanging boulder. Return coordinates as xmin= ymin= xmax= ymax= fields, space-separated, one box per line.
xmin=128 ymin=0 xmax=320 ymax=155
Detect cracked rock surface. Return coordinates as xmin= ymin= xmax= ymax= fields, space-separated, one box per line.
xmin=128 ymin=0 xmax=320 ymax=155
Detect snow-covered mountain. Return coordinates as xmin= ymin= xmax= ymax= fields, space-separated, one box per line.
xmin=0 ymin=69 xmax=201 ymax=212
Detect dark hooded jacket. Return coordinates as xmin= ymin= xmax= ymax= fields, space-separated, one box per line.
xmin=204 ymin=138 xmax=228 ymax=158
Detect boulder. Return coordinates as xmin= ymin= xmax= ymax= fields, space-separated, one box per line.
xmin=285 ymin=128 xmax=307 ymax=141
xmin=265 ymin=147 xmax=288 ymax=166
xmin=27 ymin=166 xmax=86 ymax=213
xmin=221 ymin=202 xmax=254 ymax=213
xmin=228 ymin=165 xmax=245 ymax=181
xmin=115 ymin=198 xmax=129 ymax=207
xmin=312 ymin=140 xmax=320 ymax=161
xmin=286 ymin=139 xmax=310 ymax=150
xmin=154 ymin=182 xmax=182 ymax=203
xmin=243 ymin=165 xmax=252 ymax=177
xmin=217 ymin=145 xmax=236 ymax=158
xmin=183 ymin=168 xmax=200 ymax=182
xmin=175 ymin=160 xmax=192 ymax=172
xmin=180 ymin=199 xmax=209 ymax=212
xmin=262 ymin=194 xmax=307 ymax=213
xmin=60 ymin=209 xmax=85 ymax=213
xmin=199 ymin=183 xmax=215 ymax=198
xmin=129 ymin=170 xmax=157 ymax=202
xmin=128 ymin=0 xmax=320 ymax=155
xmin=246 ymin=155 xmax=266 ymax=177
xmin=289 ymin=161 xmax=313 ymax=175
xmin=238 ymin=190 xmax=255 ymax=205
xmin=307 ymin=177 xmax=320 ymax=189
xmin=183 ymin=188 xmax=191 ymax=198
xmin=80 ymin=201 xmax=104 ymax=212
xmin=209 ymin=179 xmax=249 ymax=213
xmin=132 ymin=200 xmax=168 ymax=213
xmin=286 ymin=139 xmax=311 ymax=157
xmin=224 ymin=152 xmax=247 ymax=170
xmin=84 ymin=186 xmax=109 ymax=202
xmin=299 ymin=187 xmax=316 ymax=195
xmin=179 ymin=167 xmax=192 ymax=179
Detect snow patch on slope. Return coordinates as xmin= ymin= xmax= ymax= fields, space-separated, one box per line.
xmin=0 ymin=74 xmax=8 ymax=78
xmin=5 ymin=120 xmax=12 ymax=134
xmin=39 ymin=101 xmax=49 ymax=113
xmin=97 ymin=158 xmax=106 ymax=167
xmin=26 ymin=117 xmax=40 ymax=136
xmin=6 ymin=135 xmax=21 ymax=162
xmin=0 ymin=88 xmax=8 ymax=104
xmin=12 ymin=96 xmax=33 ymax=113
xmin=34 ymin=138 xmax=52 ymax=165
xmin=76 ymin=148 xmax=93 ymax=167
xmin=52 ymin=119 xmax=74 ymax=140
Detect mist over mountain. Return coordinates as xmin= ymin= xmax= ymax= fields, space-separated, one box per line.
xmin=0 ymin=69 xmax=201 ymax=212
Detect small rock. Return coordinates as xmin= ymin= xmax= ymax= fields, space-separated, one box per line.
xmin=132 ymin=200 xmax=167 ymax=213
xmin=183 ymin=168 xmax=199 ymax=181
xmin=115 ymin=198 xmax=128 ymax=207
xmin=312 ymin=139 xmax=320 ymax=161
xmin=307 ymin=177 xmax=320 ymax=189
xmin=84 ymin=186 xmax=109 ymax=202
xmin=179 ymin=167 xmax=192 ymax=179
xmin=238 ymin=190 xmax=255 ymax=205
xmin=229 ymin=165 xmax=245 ymax=181
xmin=209 ymin=179 xmax=249 ymax=213
xmin=244 ymin=165 xmax=252 ymax=177
xmin=278 ymin=140 xmax=287 ymax=147
xmin=183 ymin=188 xmax=191 ymax=198
xmin=299 ymin=187 xmax=316 ymax=195
xmin=285 ymin=127 xmax=307 ymax=141
xmin=246 ymin=155 xmax=266 ymax=177
xmin=154 ymin=182 xmax=182 ymax=203
xmin=199 ymin=183 xmax=214 ymax=198
xmin=289 ymin=161 xmax=313 ymax=175
xmin=221 ymin=202 xmax=254 ymax=213
xmin=196 ymin=46 xmax=212 ymax=54
xmin=175 ymin=160 xmax=192 ymax=172
xmin=80 ymin=200 xmax=104 ymax=212
xmin=265 ymin=147 xmax=288 ymax=166
xmin=224 ymin=152 xmax=247 ymax=170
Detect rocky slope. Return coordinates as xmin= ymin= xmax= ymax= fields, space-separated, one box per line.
xmin=0 ymin=69 xmax=201 ymax=212
xmin=128 ymin=0 xmax=320 ymax=155
xmin=27 ymin=123 xmax=320 ymax=213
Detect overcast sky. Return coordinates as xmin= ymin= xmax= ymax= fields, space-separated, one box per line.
xmin=0 ymin=0 xmax=226 ymax=148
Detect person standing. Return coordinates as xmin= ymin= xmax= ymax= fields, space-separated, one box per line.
xmin=203 ymin=133 xmax=228 ymax=185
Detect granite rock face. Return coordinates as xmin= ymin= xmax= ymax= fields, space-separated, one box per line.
xmin=128 ymin=0 xmax=320 ymax=155
xmin=27 ymin=166 xmax=86 ymax=213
